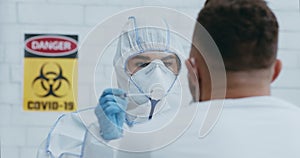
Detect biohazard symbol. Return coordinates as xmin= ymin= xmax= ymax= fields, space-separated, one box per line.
xmin=32 ymin=62 xmax=70 ymax=98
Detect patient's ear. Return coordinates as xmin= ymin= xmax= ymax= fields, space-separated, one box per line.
xmin=186 ymin=58 xmax=200 ymax=101
xmin=271 ymin=59 xmax=282 ymax=82
xmin=186 ymin=58 xmax=198 ymax=85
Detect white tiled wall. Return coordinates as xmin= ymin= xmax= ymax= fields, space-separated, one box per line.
xmin=0 ymin=0 xmax=299 ymax=158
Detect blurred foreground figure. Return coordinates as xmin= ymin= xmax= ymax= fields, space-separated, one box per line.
xmin=185 ymin=0 xmax=300 ymax=157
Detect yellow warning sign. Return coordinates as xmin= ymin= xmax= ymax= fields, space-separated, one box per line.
xmin=23 ymin=34 xmax=78 ymax=112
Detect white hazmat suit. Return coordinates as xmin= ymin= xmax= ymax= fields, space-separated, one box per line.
xmin=37 ymin=16 xmax=190 ymax=158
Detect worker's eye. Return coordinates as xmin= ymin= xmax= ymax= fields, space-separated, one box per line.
xmin=163 ymin=62 xmax=173 ymax=67
xmin=162 ymin=58 xmax=177 ymax=66
xmin=136 ymin=62 xmax=150 ymax=68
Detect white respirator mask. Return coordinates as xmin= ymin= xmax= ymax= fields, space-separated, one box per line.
xmin=128 ymin=59 xmax=177 ymax=106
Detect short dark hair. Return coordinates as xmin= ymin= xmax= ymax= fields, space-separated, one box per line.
xmin=196 ymin=0 xmax=279 ymax=71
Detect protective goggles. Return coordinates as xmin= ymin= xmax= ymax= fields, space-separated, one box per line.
xmin=125 ymin=52 xmax=181 ymax=75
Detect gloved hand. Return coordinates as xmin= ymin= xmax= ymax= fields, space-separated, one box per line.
xmin=95 ymin=88 xmax=128 ymax=141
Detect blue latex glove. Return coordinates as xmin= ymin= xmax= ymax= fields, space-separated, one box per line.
xmin=95 ymin=88 xmax=128 ymax=140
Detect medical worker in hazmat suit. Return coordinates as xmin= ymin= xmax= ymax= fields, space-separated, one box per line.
xmin=37 ymin=16 xmax=189 ymax=158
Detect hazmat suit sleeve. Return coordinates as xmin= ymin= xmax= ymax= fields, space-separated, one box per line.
xmin=36 ymin=112 xmax=87 ymax=158
xmin=36 ymin=108 xmax=113 ymax=158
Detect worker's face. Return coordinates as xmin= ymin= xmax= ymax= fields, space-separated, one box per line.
xmin=126 ymin=52 xmax=181 ymax=75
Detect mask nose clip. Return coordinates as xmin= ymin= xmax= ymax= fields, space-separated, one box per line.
xmin=151 ymin=59 xmax=168 ymax=73
xmin=144 ymin=59 xmax=166 ymax=75
xmin=152 ymin=59 xmax=164 ymax=66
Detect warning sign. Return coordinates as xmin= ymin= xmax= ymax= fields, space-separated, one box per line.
xmin=23 ymin=34 xmax=78 ymax=112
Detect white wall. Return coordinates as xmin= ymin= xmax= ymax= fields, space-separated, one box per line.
xmin=0 ymin=0 xmax=299 ymax=158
